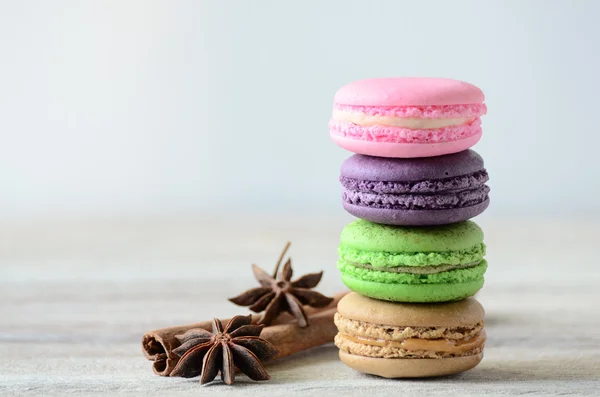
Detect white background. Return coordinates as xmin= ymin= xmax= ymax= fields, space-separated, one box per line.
xmin=1 ymin=0 xmax=599 ymax=219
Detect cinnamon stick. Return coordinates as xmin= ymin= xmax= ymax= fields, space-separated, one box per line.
xmin=261 ymin=307 xmax=338 ymax=360
xmin=142 ymin=292 xmax=346 ymax=376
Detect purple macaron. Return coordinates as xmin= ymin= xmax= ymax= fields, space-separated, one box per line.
xmin=340 ymin=150 xmax=490 ymax=226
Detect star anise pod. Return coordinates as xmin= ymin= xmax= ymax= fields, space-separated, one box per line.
xmin=171 ymin=315 xmax=277 ymax=385
xmin=229 ymin=242 xmax=334 ymax=327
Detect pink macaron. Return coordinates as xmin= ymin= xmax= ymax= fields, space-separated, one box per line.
xmin=329 ymin=78 xmax=487 ymax=158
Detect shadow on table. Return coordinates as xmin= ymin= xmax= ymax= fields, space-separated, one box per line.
xmin=269 ymin=344 xmax=600 ymax=384
xmin=464 ymin=358 xmax=600 ymax=382
xmin=268 ymin=344 xmax=339 ymax=369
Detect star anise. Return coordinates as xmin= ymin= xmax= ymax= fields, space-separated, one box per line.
xmin=170 ymin=315 xmax=277 ymax=385
xmin=229 ymin=242 xmax=334 ymax=327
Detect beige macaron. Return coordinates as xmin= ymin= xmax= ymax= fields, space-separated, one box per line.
xmin=334 ymin=292 xmax=486 ymax=378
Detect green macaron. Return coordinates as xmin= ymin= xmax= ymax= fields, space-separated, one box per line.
xmin=338 ymin=220 xmax=487 ymax=302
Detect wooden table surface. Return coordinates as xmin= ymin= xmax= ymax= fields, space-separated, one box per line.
xmin=2 ymin=215 xmax=599 ymax=396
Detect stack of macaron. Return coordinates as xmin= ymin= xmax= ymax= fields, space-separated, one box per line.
xmin=329 ymin=78 xmax=490 ymax=378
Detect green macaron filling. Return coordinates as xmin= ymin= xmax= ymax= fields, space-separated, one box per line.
xmin=338 ymin=243 xmax=486 ymax=268
xmin=337 ymin=259 xmax=487 ymax=285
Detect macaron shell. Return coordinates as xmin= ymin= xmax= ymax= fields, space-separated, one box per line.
xmin=340 ymin=150 xmax=485 ymax=182
xmin=339 ymin=351 xmax=483 ymax=378
xmin=340 ymin=274 xmax=484 ymax=302
xmin=340 ymin=219 xmax=484 ymax=254
xmin=331 ymin=131 xmax=481 ymax=158
xmin=337 ymin=292 xmax=485 ymax=327
xmin=343 ymin=199 xmax=489 ymax=226
xmin=334 ymin=78 xmax=485 ymax=106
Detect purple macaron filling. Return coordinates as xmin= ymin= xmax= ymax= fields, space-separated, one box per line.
xmin=343 ymin=181 xmax=489 ymax=210
xmin=341 ymin=171 xmax=489 ymax=211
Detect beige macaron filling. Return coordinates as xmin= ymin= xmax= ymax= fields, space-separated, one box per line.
xmin=334 ymin=313 xmax=485 ymax=359
xmin=349 ymin=260 xmax=482 ymax=275
xmin=331 ymin=110 xmax=473 ymax=129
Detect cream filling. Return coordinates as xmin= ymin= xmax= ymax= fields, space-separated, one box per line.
xmin=339 ymin=330 xmax=486 ymax=354
xmin=350 ymin=261 xmax=481 ymax=275
xmin=332 ymin=110 xmax=472 ymax=129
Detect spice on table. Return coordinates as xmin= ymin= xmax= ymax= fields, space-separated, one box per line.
xmin=229 ymin=242 xmax=334 ymax=327
xmin=141 ymin=292 xmax=346 ymax=377
xmin=171 ymin=315 xmax=277 ymax=385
